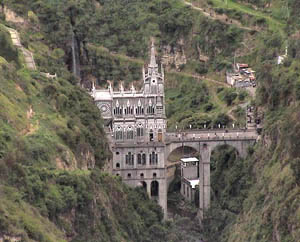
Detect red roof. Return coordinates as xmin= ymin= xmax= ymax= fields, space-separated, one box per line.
xmin=237 ymin=63 xmax=249 ymax=68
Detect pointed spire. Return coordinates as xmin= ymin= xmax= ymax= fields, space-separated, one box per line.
xmin=142 ymin=66 xmax=145 ymax=80
xmin=108 ymin=81 xmax=113 ymax=93
xmin=149 ymin=39 xmax=158 ymax=68
xmin=131 ymin=84 xmax=136 ymax=93
xmin=120 ymin=82 xmax=124 ymax=93
xmin=92 ymin=80 xmax=95 ymax=91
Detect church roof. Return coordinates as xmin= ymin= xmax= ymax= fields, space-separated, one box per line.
xmin=93 ymin=90 xmax=112 ymax=101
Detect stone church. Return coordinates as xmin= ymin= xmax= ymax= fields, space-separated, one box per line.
xmin=91 ymin=42 xmax=167 ymax=215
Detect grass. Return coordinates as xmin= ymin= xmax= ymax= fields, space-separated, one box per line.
xmin=0 ymin=185 xmax=66 ymax=242
xmin=165 ymin=71 xmax=250 ymax=128
xmin=209 ymin=0 xmax=286 ymax=37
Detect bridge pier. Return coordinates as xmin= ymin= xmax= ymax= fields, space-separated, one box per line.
xmin=158 ymin=179 xmax=168 ymax=219
xmin=199 ymin=144 xmax=211 ymax=219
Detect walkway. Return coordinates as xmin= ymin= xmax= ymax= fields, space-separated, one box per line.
xmin=6 ymin=27 xmax=37 ymax=70
xmin=183 ymin=0 xmax=256 ymax=31
xmin=165 ymin=129 xmax=258 ymax=143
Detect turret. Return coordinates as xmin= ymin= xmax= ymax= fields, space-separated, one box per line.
xmin=143 ymin=40 xmax=164 ymax=95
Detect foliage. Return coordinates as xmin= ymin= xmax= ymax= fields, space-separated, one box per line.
xmin=0 ymin=24 xmax=20 ymax=65
xmin=202 ymin=144 xmax=254 ymax=242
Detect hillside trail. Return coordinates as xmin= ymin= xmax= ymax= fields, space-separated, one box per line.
xmin=3 ymin=7 xmax=57 ymax=77
xmin=183 ymin=0 xmax=257 ymax=32
xmin=169 ymin=70 xmax=230 ymax=87
xmin=6 ymin=27 xmax=37 ymax=70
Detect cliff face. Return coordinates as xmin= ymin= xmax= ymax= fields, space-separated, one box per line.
xmin=0 ymin=12 xmax=173 ymax=242
xmin=1 ymin=0 xmax=300 ymax=241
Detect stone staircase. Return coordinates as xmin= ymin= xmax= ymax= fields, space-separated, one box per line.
xmin=6 ymin=27 xmax=37 ymax=70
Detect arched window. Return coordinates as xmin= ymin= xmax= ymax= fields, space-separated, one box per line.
xmin=147 ymin=99 xmax=155 ymax=115
xmin=114 ymin=106 xmax=123 ymax=116
xmin=140 ymin=173 xmax=144 ymax=178
xmin=116 ymin=163 xmax=120 ymax=168
xmin=127 ymin=126 xmax=134 ymax=139
xmin=125 ymin=152 xmax=134 ymax=166
xmin=147 ymin=106 xmax=155 ymax=114
xmin=115 ymin=127 xmax=123 ymax=140
xmin=136 ymin=99 xmax=144 ymax=115
xmin=142 ymin=153 xmax=146 ymax=165
xmin=125 ymin=100 xmax=133 ymax=115
xmin=127 ymin=173 xmax=131 ymax=178
xmin=137 ymin=154 xmax=142 ymax=165
xmin=153 ymin=173 xmax=157 ymax=178
xmin=150 ymin=152 xmax=158 ymax=165
xmin=151 ymin=181 xmax=159 ymax=197
xmin=137 ymin=123 xmax=144 ymax=137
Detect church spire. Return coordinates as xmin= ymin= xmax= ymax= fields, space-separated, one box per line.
xmin=149 ymin=39 xmax=158 ymax=68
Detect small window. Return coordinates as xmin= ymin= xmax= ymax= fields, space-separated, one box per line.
xmin=127 ymin=173 xmax=131 ymax=178
xmin=116 ymin=152 xmax=120 ymax=155
xmin=153 ymin=173 xmax=157 ymax=178
xmin=140 ymin=173 xmax=144 ymax=178
xmin=116 ymin=173 xmax=119 ymax=176
xmin=116 ymin=163 xmax=120 ymax=168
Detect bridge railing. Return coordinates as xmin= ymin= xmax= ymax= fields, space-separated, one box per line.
xmin=165 ymin=132 xmax=258 ymax=143
xmin=166 ymin=128 xmax=256 ymax=134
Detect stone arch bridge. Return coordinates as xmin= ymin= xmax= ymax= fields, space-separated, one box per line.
xmin=165 ymin=129 xmax=258 ymax=217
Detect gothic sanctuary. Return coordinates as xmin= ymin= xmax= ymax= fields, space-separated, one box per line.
xmin=91 ymin=42 xmax=168 ymax=215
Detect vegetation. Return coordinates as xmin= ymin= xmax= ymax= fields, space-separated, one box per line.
xmin=0 ymin=10 xmax=183 ymax=242
xmin=1 ymin=0 xmax=300 ymax=241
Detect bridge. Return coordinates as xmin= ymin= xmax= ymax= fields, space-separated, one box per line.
xmin=164 ymin=129 xmax=258 ymax=218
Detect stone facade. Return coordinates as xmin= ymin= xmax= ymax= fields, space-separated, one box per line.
xmin=91 ymin=42 xmax=259 ymax=220
xmin=91 ymin=42 xmax=168 ymax=216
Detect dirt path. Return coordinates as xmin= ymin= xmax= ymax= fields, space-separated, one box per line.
xmin=183 ymin=0 xmax=257 ymax=31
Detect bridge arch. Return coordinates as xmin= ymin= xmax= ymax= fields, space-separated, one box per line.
xmin=165 ymin=138 xmax=256 ymax=218
xmin=166 ymin=144 xmax=199 ymax=191
xmin=151 ymin=180 xmax=159 ymax=197
xmin=167 ymin=145 xmax=198 ymax=162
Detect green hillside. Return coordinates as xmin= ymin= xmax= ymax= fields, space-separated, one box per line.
xmin=0 ymin=0 xmax=300 ymax=241
xmin=0 ymin=13 xmax=184 ymax=242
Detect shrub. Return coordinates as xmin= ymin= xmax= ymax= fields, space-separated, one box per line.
xmin=204 ymin=102 xmax=214 ymax=112
xmin=290 ymin=158 xmax=300 ymax=185
xmin=223 ymin=90 xmax=237 ymax=106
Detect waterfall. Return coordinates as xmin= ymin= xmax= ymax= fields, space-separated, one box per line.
xmin=71 ymin=30 xmax=80 ymax=79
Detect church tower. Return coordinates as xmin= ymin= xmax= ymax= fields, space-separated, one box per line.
xmin=91 ymin=41 xmax=167 ymax=218
xmin=143 ymin=40 xmax=165 ymax=97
